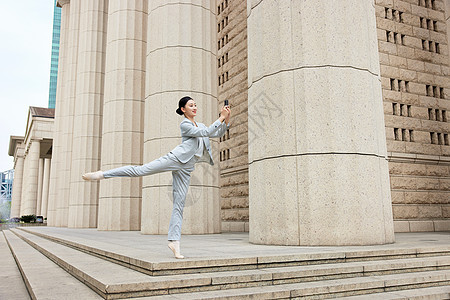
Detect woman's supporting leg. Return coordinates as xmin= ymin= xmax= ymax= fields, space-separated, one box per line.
xmin=167 ymin=168 xmax=192 ymax=259
xmin=167 ymin=169 xmax=192 ymax=241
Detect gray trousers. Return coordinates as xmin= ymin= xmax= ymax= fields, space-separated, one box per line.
xmin=103 ymin=152 xmax=198 ymax=241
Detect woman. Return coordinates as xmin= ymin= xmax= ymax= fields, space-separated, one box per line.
xmin=82 ymin=96 xmax=231 ymax=259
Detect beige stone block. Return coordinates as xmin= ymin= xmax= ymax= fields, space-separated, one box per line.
xmin=379 ymin=40 xmax=398 ymax=55
xmin=377 ymin=18 xmax=396 ymax=31
xmin=409 ymin=221 xmax=435 ymax=232
xmin=418 ymin=205 xmax=443 ymax=218
xmin=393 ymin=0 xmax=412 ymax=12
xmin=411 ymin=4 xmax=428 ymax=17
xmin=397 ymin=44 xmax=415 ymax=57
xmin=393 ymin=220 xmax=410 ymax=232
xmin=248 ymin=156 xmax=300 ymax=245
xmin=250 ymin=154 xmax=394 ymax=246
xmin=440 ymin=178 xmax=450 ymax=191
xmin=393 ymin=204 xmax=418 ymax=219
xmin=399 ymin=69 xmax=417 ymax=81
xmin=379 ymin=52 xmax=390 ymax=65
xmin=407 ymin=81 xmax=426 ymax=95
xmin=388 ymin=55 xmax=407 ymax=68
xmin=381 ymin=65 xmax=400 ymax=78
xmin=434 ymin=220 xmax=450 ymax=231
xmin=248 ymin=0 xmax=381 ymax=84
xmin=386 ymin=139 xmax=407 ymax=152
xmin=428 ymin=9 xmax=445 ymax=20
xmin=400 ymin=92 xmax=419 ymax=104
xmin=443 ymin=205 xmax=450 ymax=218
xmin=375 ymin=0 xmax=394 ymax=6
xmin=395 ymin=23 xmax=413 ymax=35
xmin=289 ymin=68 xmax=386 ymax=156
xmin=298 ymin=155 xmax=394 ymax=245
xmin=390 ymin=191 xmax=405 ymax=203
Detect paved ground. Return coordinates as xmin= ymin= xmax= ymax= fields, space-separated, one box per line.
xmin=17 ymin=227 xmax=450 ymax=263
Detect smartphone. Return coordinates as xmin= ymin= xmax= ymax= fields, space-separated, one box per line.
xmin=224 ymin=99 xmax=229 ymax=106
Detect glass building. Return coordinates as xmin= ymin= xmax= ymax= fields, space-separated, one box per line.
xmin=48 ymin=0 xmax=61 ymax=109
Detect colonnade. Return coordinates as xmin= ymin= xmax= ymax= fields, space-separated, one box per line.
xmin=10 ymin=140 xmax=52 ymax=219
xmin=10 ymin=0 xmax=396 ymax=246
xmin=48 ymin=0 xmax=221 ymax=233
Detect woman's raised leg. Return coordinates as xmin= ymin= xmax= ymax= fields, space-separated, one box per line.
xmin=82 ymin=153 xmax=181 ymax=180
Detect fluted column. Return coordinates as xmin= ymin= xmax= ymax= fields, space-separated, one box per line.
xmin=56 ymin=0 xmax=81 ymax=227
xmin=141 ymin=1 xmax=220 ymax=235
xmin=48 ymin=0 xmax=70 ymax=226
xmin=67 ymin=0 xmax=108 ymax=228
xmin=10 ymin=147 xmax=25 ymax=219
xmin=21 ymin=140 xmax=41 ymax=216
xmin=98 ymin=0 xmax=147 ymax=230
xmin=36 ymin=158 xmax=44 ymax=215
xmin=248 ymin=0 xmax=394 ymax=245
xmin=41 ymin=158 xmax=51 ymax=218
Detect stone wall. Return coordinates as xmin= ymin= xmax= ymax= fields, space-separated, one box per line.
xmin=216 ymin=0 xmax=449 ymax=232
xmin=375 ymin=0 xmax=450 ymax=231
xmin=217 ymin=0 xmax=250 ymax=232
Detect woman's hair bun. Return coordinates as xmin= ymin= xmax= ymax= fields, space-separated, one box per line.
xmin=176 ymin=96 xmax=192 ymax=115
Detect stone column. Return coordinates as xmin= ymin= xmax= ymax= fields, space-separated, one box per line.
xmin=47 ymin=0 xmax=70 ymax=226
xmin=36 ymin=158 xmax=44 ymax=215
xmin=141 ymin=1 xmax=220 ymax=235
xmin=10 ymin=148 xmax=25 ymax=219
xmin=247 ymin=0 xmax=394 ymax=246
xmin=56 ymin=0 xmax=81 ymax=227
xmin=67 ymin=0 xmax=108 ymax=228
xmin=20 ymin=140 xmax=41 ymax=216
xmin=41 ymin=158 xmax=51 ymax=218
xmin=97 ymin=0 xmax=147 ymax=230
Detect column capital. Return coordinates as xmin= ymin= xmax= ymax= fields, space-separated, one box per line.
xmin=57 ymin=0 xmax=70 ymax=8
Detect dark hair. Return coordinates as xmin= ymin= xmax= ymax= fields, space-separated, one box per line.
xmin=176 ymin=96 xmax=192 ymax=115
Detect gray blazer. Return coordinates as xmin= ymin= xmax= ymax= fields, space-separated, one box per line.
xmin=170 ymin=118 xmax=230 ymax=165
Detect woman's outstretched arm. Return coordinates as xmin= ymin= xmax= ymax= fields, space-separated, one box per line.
xmin=180 ymin=106 xmax=230 ymax=137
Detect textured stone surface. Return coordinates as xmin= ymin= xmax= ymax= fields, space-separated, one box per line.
xmin=377 ymin=0 xmax=450 ymax=232
xmin=98 ymin=0 xmax=147 ymax=231
xmin=0 ymin=233 xmax=30 ymax=300
xmin=21 ymin=140 xmax=40 ymax=216
xmin=248 ymin=0 xmax=394 ymax=245
xmin=56 ymin=0 xmax=81 ymax=227
xmin=68 ymin=0 xmax=108 ymax=228
xmin=10 ymin=145 xmax=25 ymax=219
xmin=217 ymin=0 xmax=250 ymax=228
xmin=47 ymin=0 xmax=70 ymax=227
xmin=141 ymin=1 xmax=220 ymax=235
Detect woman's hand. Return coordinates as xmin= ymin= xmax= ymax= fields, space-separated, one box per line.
xmin=219 ymin=105 xmax=230 ymax=122
xmin=224 ymin=106 xmax=231 ymax=125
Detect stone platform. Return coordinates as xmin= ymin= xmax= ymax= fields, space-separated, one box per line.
xmin=2 ymin=227 xmax=450 ymax=299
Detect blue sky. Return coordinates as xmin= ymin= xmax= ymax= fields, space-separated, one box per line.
xmin=0 ymin=1 xmax=54 ymax=171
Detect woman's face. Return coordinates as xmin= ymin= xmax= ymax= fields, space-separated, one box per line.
xmin=182 ymin=100 xmax=197 ymax=118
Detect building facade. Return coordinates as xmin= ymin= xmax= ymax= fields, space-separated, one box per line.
xmin=8 ymin=108 xmax=54 ymax=219
xmin=48 ymin=0 xmax=62 ymax=109
xmin=9 ymin=0 xmax=449 ymax=245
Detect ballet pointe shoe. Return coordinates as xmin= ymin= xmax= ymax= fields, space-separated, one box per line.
xmin=168 ymin=241 xmax=185 ymax=259
xmin=82 ymin=171 xmax=104 ymax=181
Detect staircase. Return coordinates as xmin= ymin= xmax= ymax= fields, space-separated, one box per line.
xmin=2 ymin=227 xmax=449 ymax=299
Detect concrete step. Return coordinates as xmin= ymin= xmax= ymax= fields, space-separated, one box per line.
xmin=17 ymin=227 xmax=450 ymax=276
xmin=3 ymin=230 xmax=102 ymax=300
xmin=0 ymin=231 xmax=30 ymax=300
xmin=137 ymin=270 xmax=450 ymax=299
xmin=336 ymin=286 xmax=450 ymax=299
xmin=10 ymin=228 xmax=450 ymax=299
